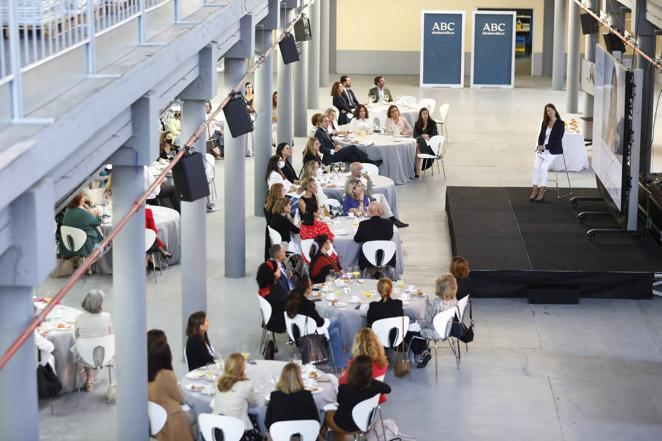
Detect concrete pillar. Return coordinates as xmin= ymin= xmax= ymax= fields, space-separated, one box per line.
xmin=180 ymin=99 xmax=208 ymax=326
xmin=307 ymin=0 xmax=320 ymax=109
xmin=294 ymin=39 xmax=308 ymax=137
xmin=552 ymin=0 xmax=566 ymax=90
xmin=319 ymin=0 xmax=330 ymax=86
xmin=277 ymin=8 xmax=294 ymax=145
xmin=224 ymin=58 xmax=248 ymax=278
xmin=633 ymin=0 xmax=655 ymax=177
xmin=583 ymin=0 xmax=597 ymax=138
xmin=566 ymin=0 xmax=581 ymax=112
xmin=112 ymin=164 xmax=148 ymax=441
xmin=255 ymin=30 xmax=275 ymax=215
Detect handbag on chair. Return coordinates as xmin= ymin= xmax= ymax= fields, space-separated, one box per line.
xmin=37 ymin=353 xmax=62 ymax=399
xmin=393 ymin=317 xmax=410 ymax=378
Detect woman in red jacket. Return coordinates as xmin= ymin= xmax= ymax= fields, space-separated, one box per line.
xmin=145 ymin=207 xmax=171 ymax=260
xmin=308 ymin=234 xmax=341 ymax=284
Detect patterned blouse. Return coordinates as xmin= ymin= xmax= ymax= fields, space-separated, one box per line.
xmin=299 ymin=220 xmax=334 ymax=242
xmin=419 ymin=297 xmax=458 ymax=340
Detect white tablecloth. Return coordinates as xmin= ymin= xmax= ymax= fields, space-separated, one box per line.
xmin=95 ymin=205 xmax=181 ymax=274
xmin=367 ymin=103 xmax=420 ymax=128
xmin=313 ymin=279 xmax=428 ymax=349
xmin=551 ymin=131 xmax=589 ymax=171
xmin=320 ymin=173 xmax=399 ymax=218
xmin=181 ymin=360 xmax=337 ymax=434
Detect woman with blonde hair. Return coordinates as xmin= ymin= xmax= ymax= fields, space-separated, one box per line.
xmin=264 ymin=362 xmax=319 ymax=431
xmin=302 ymin=136 xmax=323 ymax=166
xmin=342 ymin=178 xmax=369 ymax=216
xmin=268 ymin=197 xmax=299 ymax=244
xmin=338 ymin=327 xmax=389 ymax=403
xmin=419 ymin=273 xmax=458 ymax=340
xmin=264 ymin=183 xmax=286 ymax=258
xmin=213 ymin=353 xmax=261 ymax=441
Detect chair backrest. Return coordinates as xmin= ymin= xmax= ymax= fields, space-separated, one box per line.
xmin=432 ymin=308 xmax=456 ymax=341
xmin=359 ymin=163 xmax=379 ymax=177
xmin=301 ymin=239 xmax=315 ymax=263
xmin=428 ymin=135 xmax=445 ymax=157
xmin=324 ymin=199 xmax=342 ymax=210
xmin=330 ymin=105 xmax=340 ymax=120
xmin=86 ymin=188 xmax=105 ymax=207
xmin=60 ymin=226 xmax=88 ymax=253
xmin=270 ymin=420 xmax=321 ymax=441
xmin=284 ymin=313 xmax=318 ymax=342
xmin=267 ymin=226 xmax=282 ymax=246
xmin=438 ymin=103 xmax=450 ymax=123
xmin=257 ymin=295 xmax=273 ymax=326
xmin=199 ymin=413 xmax=245 ymax=441
xmin=373 ymin=115 xmax=387 ymax=130
xmin=397 ymin=96 xmax=417 ymax=106
xmin=76 ymin=334 xmax=116 ymax=368
xmin=457 ymin=295 xmax=470 ymax=323
xmin=372 ymin=316 xmax=410 ymax=348
xmin=351 ymin=394 xmax=381 ymax=432
xmin=145 ymin=229 xmax=157 ymax=252
xmin=361 ymin=240 xmax=397 ymax=268
xmin=205 ymin=153 xmax=216 ymax=182
xmin=148 ymin=401 xmax=167 ymax=436
xmin=418 ymin=98 xmax=437 ymax=115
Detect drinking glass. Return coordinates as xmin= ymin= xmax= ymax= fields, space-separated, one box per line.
xmin=339 ymin=163 xmax=346 ymax=173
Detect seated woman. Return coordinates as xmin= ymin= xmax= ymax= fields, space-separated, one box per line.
xmin=325 ymin=108 xmax=348 ymax=136
xmin=331 ymin=81 xmax=353 ymax=126
xmin=146 ymin=207 xmax=171 ymax=261
xmin=75 ymin=289 xmax=113 ymax=391
xmin=450 ymin=256 xmax=471 ymax=299
xmin=367 ymin=278 xmax=431 ymax=368
xmin=147 ymin=330 xmax=195 ymax=441
xmin=264 ymin=183 xmax=286 ymax=259
xmin=213 ymin=353 xmax=261 ymax=441
xmin=308 ymin=234 xmax=341 ymax=283
xmin=59 ymin=192 xmax=103 ymax=259
xmin=323 ymin=355 xmax=391 ymax=441
xmin=299 ymin=210 xmax=334 ymax=242
xmin=297 ymin=176 xmax=320 ymax=215
xmin=419 ymin=273 xmax=458 ymax=341
xmin=256 ymin=260 xmax=288 ymax=333
xmin=349 ymin=104 xmax=372 ymax=133
xmin=265 ymin=362 xmax=319 ymax=433
xmin=300 ymin=160 xmax=322 ymax=181
xmin=338 ymin=328 xmax=389 ymax=403
xmin=185 ymin=311 xmax=217 ymax=371
xmin=266 ymin=155 xmax=297 ymax=194
xmin=302 ymin=136 xmax=324 ymax=166
xmin=383 ymin=105 xmax=413 ymax=137
xmin=342 ymin=178 xmax=370 ymax=216
xmin=286 ymin=276 xmax=346 ymax=368
xmin=413 ymin=107 xmax=439 ymax=177
xmin=268 ymin=197 xmax=300 ymax=244
xmin=276 ymin=143 xmax=299 ymax=184
xmin=313 ymin=113 xmax=382 ymax=167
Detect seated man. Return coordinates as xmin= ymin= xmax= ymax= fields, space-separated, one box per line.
xmin=314 ymin=114 xmax=382 ymax=167
xmin=368 ymin=76 xmax=393 ymax=103
xmin=269 ymin=244 xmax=295 ymax=292
xmin=353 ymin=202 xmax=396 ymax=273
xmin=348 ymin=163 xmax=408 ymax=228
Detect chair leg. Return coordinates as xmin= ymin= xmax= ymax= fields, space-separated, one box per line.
xmin=272 ymin=332 xmax=279 ymax=353
xmin=448 ymin=339 xmax=460 ymax=370
xmin=556 ymin=153 xmax=574 ymax=199
xmin=434 ymin=342 xmax=438 ymax=382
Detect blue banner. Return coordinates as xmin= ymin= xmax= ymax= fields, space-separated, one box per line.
xmin=471 ymin=12 xmax=515 ymax=88
xmin=420 ymin=11 xmax=464 ymax=88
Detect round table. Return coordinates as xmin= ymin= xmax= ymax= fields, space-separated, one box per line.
xmin=35 ymin=302 xmax=82 ymax=393
xmin=312 ymin=279 xmax=428 ymax=350
xmin=367 ymin=103 xmax=420 ymax=127
xmin=181 ymin=360 xmax=337 ymax=434
xmin=319 ymin=173 xmax=399 ymax=218
xmin=336 ymin=134 xmax=416 ymax=185
xmin=550 ymin=131 xmax=589 ymax=172
xmin=95 ymin=205 xmax=181 ymax=274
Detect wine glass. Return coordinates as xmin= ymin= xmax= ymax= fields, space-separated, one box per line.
xmin=339 ymin=162 xmax=346 ymax=173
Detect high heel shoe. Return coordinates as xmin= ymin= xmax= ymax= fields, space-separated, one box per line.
xmin=535 ymin=189 xmax=545 ymax=202
xmin=159 ymin=248 xmax=172 ymax=259
xmin=529 ymin=187 xmax=538 ymax=201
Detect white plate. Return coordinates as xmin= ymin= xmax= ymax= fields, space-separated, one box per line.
xmin=53 ymin=323 xmax=73 ymax=331
xmin=185 ymin=370 xmax=206 ymax=380
xmin=184 ymin=383 xmax=206 ymax=393
xmin=335 ymin=229 xmax=349 ymax=236
xmin=328 ymin=302 xmax=347 ymax=308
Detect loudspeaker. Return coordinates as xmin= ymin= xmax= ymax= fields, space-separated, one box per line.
xmin=279 ymin=33 xmax=300 ymax=64
xmin=172 ymin=152 xmax=210 ymax=202
xmin=579 ymin=13 xmax=599 ymax=35
xmin=528 ymin=286 xmax=579 ymax=304
xmin=223 ymin=93 xmax=254 ymax=138
xmin=603 ymin=32 xmax=625 ymax=53
xmin=294 ymin=16 xmax=312 ymax=41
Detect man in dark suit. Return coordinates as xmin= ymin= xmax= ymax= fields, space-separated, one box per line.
xmin=269 ymin=244 xmax=294 ymax=292
xmin=314 ymin=115 xmax=382 ymax=166
xmin=353 ymin=202 xmax=396 ymax=272
xmin=340 ymin=75 xmax=358 ymax=111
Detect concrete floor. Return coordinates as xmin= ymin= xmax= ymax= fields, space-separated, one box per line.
xmin=36 ymin=75 xmax=662 ymax=440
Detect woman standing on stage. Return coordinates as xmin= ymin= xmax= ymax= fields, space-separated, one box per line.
xmin=531 ymin=103 xmax=564 ymax=202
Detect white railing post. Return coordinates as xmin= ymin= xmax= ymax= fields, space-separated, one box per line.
xmin=86 ymin=0 xmax=97 ymax=75
xmin=139 ymin=0 xmax=146 ymax=44
xmin=7 ymin=0 xmax=24 ymax=119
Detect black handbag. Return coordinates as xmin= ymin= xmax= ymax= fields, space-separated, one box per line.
xmin=36 ymin=352 xmax=62 ymax=399
xmin=296 ymin=317 xmax=330 ymax=365
xmin=450 ymin=306 xmax=475 ymax=343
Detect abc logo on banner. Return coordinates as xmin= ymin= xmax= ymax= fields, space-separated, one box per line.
xmin=420 ymin=11 xmax=465 ymax=88
xmin=471 ymin=11 xmax=516 ymax=88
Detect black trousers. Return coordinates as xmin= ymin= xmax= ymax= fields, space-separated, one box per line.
xmin=327 ymin=145 xmax=371 ymax=164
xmin=147 ymin=184 xmax=181 ymax=213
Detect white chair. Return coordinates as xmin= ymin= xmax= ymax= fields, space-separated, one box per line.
xmin=359 ymin=163 xmax=379 ymax=177
xmin=397 ymin=96 xmax=418 ymax=106
xmin=553 ymin=151 xmax=574 ymax=199
xmin=361 ymin=240 xmax=397 ymax=279
xmin=284 ymin=313 xmax=318 ymax=343
xmin=270 ymin=420 xmax=321 ymax=441
xmin=60 ymin=225 xmax=88 ymax=267
xmin=323 ymin=198 xmax=342 ymax=211
xmin=431 ymin=308 xmax=460 ymax=381
xmin=457 ymin=295 xmax=470 ymax=323
xmin=205 ymin=153 xmax=218 ymax=202
xmin=417 ymin=135 xmax=446 ymax=179
xmin=373 ymin=115 xmax=387 ymax=132
xmin=352 ymin=394 xmax=385 ymax=439
xmin=267 ymin=226 xmax=282 ymax=246
xmin=418 ymin=98 xmax=437 ymax=115
xmin=301 ymin=238 xmax=315 ymax=263
xmin=145 ymin=228 xmax=162 ymax=284
xmin=199 ymin=413 xmax=245 ymax=441
xmin=75 ymin=334 xmax=116 ymax=405
xmin=372 ymin=316 xmax=410 ymax=350
xmin=438 ymin=104 xmax=450 ymax=141
xmin=148 ymin=401 xmax=167 ymax=438
xmin=257 ymin=295 xmax=282 ymax=355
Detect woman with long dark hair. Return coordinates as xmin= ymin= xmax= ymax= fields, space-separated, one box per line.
xmin=256 ymin=260 xmax=288 ymax=332
xmin=185 ymin=311 xmax=216 ymax=371
xmin=276 ymin=143 xmax=299 ymax=183
xmin=307 ymin=234 xmax=341 ymax=283
xmin=266 ymin=154 xmax=297 ymax=194
xmin=331 ymin=81 xmax=353 ymax=125
xmin=413 ymin=107 xmax=439 ymax=177
xmin=532 ymin=103 xmax=564 ymax=202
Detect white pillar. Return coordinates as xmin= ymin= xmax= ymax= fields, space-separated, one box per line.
xmin=552 ymin=0 xmax=566 ymax=90
xmin=565 ymin=0 xmax=580 ymax=112
xmin=307 ymin=0 xmax=320 ymax=109
xmin=255 ymin=30 xmax=275 ymax=215
xmin=319 ymin=0 xmax=330 ymax=86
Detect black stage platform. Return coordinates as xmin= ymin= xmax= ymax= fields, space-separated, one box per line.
xmin=446 ymin=187 xmax=662 ymax=299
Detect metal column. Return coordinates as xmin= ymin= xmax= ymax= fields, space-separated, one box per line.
xmin=633 ymin=0 xmax=655 ymax=177
xmin=307 ymin=0 xmax=320 ymax=109
xmin=224 ymin=58 xmax=248 ymax=278
xmin=277 ymin=8 xmax=294 ymax=146
xmin=180 ymin=100 xmax=208 ymax=326
xmin=112 ymin=165 xmax=148 ymax=441
xmin=552 ymin=0 xmax=566 ymax=90
xmin=319 ymin=0 xmax=330 ymax=86
xmin=566 ymin=0 xmax=581 ymax=112
xmin=294 ymin=38 xmax=308 ymax=137
xmin=582 ymin=0 xmax=597 ymax=138
xmin=255 ymin=30 xmax=275 ymax=216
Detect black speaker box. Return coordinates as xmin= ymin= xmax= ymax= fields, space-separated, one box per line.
xmin=603 ymin=32 xmax=625 ymax=53
xmin=294 ymin=16 xmax=312 ymax=41
xmin=579 ymin=13 xmax=599 ymax=35
xmin=223 ymin=93 xmax=254 ymax=138
xmin=279 ymin=33 xmax=300 ymax=64
xmin=172 ymin=152 xmax=210 ymax=202
xmin=528 ymin=286 xmax=579 ymax=304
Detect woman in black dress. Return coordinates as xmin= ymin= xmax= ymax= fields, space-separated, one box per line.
xmin=185 ymin=311 xmax=217 ymax=371
xmin=276 ymin=142 xmax=300 ymax=184
xmin=331 ymin=81 xmax=353 ymax=126
xmin=413 ymin=107 xmax=439 ymax=177
xmin=268 ymin=197 xmax=300 ymax=244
